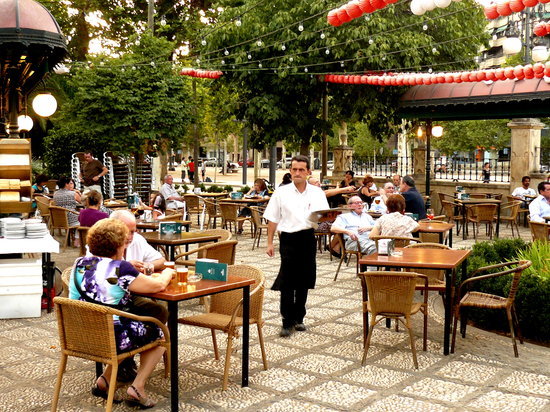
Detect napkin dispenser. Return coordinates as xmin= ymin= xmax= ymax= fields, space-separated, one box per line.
xmin=377 ymin=239 xmax=395 ymax=256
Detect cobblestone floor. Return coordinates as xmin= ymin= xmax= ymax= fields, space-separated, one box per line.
xmin=0 ymin=220 xmax=548 ymax=411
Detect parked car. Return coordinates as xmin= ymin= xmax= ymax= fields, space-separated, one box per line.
xmin=238 ymin=160 xmax=254 ymax=167
xmin=276 ymin=157 xmax=293 ymax=169
xmin=327 ymin=160 xmax=334 ymax=170
xmin=204 ymin=158 xmax=218 ymax=167
xmin=260 ymin=159 xmax=270 ymax=168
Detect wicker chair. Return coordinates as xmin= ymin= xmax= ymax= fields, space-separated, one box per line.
xmin=178 ymin=265 xmax=268 ymax=390
xmin=405 ymin=243 xmax=450 ymax=295
xmin=219 ymin=202 xmax=251 ymax=236
xmin=35 ymin=196 xmax=52 ymax=227
xmin=451 ymin=260 xmax=532 ymax=358
xmin=49 ymin=206 xmax=80 ymax=249
xmin=51 ymin=297 xmax=170 ymax=411
xmin=467 ymin=203 xmax=497 ymax=239
xmin=497 ymin=201 xmax=521 ymax=238
xmin=332 ymin=233 xmax=362 ymax=281
xmin=436 ymin=192 xmax=455 ymax=215
xmin=529 ymin=221 xmax=550 ymax=241
xmin=358 ymin=271 xmax=428 ymax=369
xmin=441 ymin=200 xmax=465 ymax=235
xmin=249 ymin=206 xmax=268 ymax=250
xmin=204 ymin=198 xmax=223 ymax=229
xmin=174 ymin=240 xmax=237 ymax=267
xmin=157 ymin=213 xmax=184 ymax=221
xmin=418 ymin=220 xmax=451 ymax=244
xmin=60 ymin=267 xmax=74 ymax=298
xmin=76 ymin=227 xmax=89 ymax=257
xmin=507 ymin=194 xmax=530 ymax=226
xmin=183 ymin=194 xmax=202 ymax=224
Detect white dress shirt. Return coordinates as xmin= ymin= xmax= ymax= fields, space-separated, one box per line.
xmin=160 ymin=183 xmax=184 ymax=209
xmin=263 ymin=182 xmax=329 ymax=233
xmin=529 ymin=195 xmax=550 ymax=223
xmin=511 ymin=186 xmax=536 ymax=200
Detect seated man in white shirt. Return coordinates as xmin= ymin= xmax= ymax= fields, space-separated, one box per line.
xmin=529 ymin=181 xmax=550 ymax=223
xmin=370 ymin=182 xmax=395 ymax=214
xmin=511 ymin=176 xmax=536 ymax=208
xmin=160 ymin=174 xmax=185 ymax=210
xmin=331 ymin=195 xmax=376 ymax=256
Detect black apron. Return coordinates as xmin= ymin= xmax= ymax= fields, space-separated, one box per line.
xmin=271 ymin=229 xmax=316 ymax=291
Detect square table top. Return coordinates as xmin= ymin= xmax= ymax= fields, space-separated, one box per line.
xmin=135 ymin=275 xmax=254 ymax=301
xmin=136 ymin=219 xmax=191 ymax=231
xmin=198 ymin=192 xmax=230 ymax=198
xmin=418 ymin=221 xmax=455 ymax=233
xmin=359 ymin=248 xmax=470 ymax=270
xmin=219 ymin=197 xmax=269 ymax=204
xmin=141 ymin=231 xmax=221 ymax=246
xmin=455 ymin=198 xmax=502 ymax=205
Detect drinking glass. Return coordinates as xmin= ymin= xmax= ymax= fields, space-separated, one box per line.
xmin=426 ymin=208 xmax=434 ymax=220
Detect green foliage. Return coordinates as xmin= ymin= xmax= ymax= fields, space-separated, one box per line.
xmin=223 ymin=185 xmax=234 ymax=192
xmin=208 ymin=185 xmax=225 ymax=193
xmin=199 ymin=183 xmax=207 ymax=191
xmin=182 ymin=184 xmax=189 ymax=193
xmin=433 ymin=119 xmax=511 ymax=154
xmin=349 ymin=123 xmax=391 ymax=158
xmin=516 ymin=241 xmax=550 ymax=281
xmin=203 ymin=0 xmax=488 ymax=148
xmin=44 ymin=34 xmax=192 ymax=177
xmin=466 ymin=239 xmax=549 ymax=342
xmin=240 ymin=185 xmax=251 ymax=193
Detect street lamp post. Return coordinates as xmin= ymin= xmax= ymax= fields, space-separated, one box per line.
xmin=418 ymin=121 xmax=443 ymax=209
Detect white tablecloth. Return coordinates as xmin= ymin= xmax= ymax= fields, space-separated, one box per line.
xmin=0 ymin=235 xmax=59 ymax=255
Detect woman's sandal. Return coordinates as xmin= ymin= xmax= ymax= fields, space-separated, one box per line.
xmin=91 ymin=375 xmax=123 ymax=403
xmin=126 ymin=385 xmax=156 ymax=409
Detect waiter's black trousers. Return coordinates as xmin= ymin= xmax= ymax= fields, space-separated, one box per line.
xmin=280 ymin=288 xmax=309 ymax=328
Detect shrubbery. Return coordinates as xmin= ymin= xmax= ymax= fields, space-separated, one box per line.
xmin=464 ymin=238 xmax=550 ymax=342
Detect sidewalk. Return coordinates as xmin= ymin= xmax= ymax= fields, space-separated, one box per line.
xmin=0 ymin=223 xmax=548 ymax=411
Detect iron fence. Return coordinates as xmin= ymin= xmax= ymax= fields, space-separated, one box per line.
xmin=352 ymin=155 xmax=510 ymax=183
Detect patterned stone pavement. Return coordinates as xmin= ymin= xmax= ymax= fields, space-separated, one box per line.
xmin=0 ymin=221 xmax=548 ymax=411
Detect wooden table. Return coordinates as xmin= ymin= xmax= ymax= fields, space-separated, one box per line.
xmin=418 ymin=221 xmax=455 ymax=247
xmin=104 ymin=201 xmax=128 ymax=209
xmin=141 ymin=232 xmax=221 ymax=261
xmin=135 ymin=275 xmax=255 ymax=412
xmin=199 ymin=192 xmax=229 ymax=199
xmin=456 ymin=198 xmax=502 ymax=240
xmin=359 ymin=248 xmax=470 ymax=355
xmin=219 ymin=197 xmax=269 ymax=205
xmin=136 ymin=219 xmax=191 ymax=232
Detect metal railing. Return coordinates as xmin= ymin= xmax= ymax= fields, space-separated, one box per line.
xmin=352 ymin=156 xmax=414 ymax=178
xmin=352 ymin=155 xmax=510 ymax=183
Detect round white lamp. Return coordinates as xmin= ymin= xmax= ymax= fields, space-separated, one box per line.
xmin=410 ymin=0 xmax=426 ymax=15
xmin=32 ymin=93 xmax=58 ymax=117
xmin=17 ymin=115 xmax=33 ymax=131
xmin=503 ymin=37 xmax=522 ymax=55
xmin=432 ymin=125 xmax=443 ymax=137
xmin=531 ymin=46 xmax=549 ymax=63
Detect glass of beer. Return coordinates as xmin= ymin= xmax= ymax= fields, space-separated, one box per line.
xmin=176 ymin=267 xmax=188 ymax=285
xmin=375 ymin=198 xmax=381 ymax=205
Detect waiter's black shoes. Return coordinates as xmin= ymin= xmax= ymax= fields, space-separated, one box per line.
xmin=294 ymin=323 xmax=307 ymax=332
xmin=279 ymin=327 xmax=293 ymax=337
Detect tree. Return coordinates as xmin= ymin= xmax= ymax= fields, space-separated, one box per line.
xmin=44 ymin=34 xmax=193 ymax=177
xmin=432 ymin=119 xmax=511 ymax=154
xmin=200 ymin=0 xmax=488 ymax=152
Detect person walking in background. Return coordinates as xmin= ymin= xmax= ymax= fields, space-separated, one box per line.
xmin=201 ymin=160 xmax=206 ymax=182
xmin=481 ymin=162 xmax=491 ymax=183
xmin=264 ymin=155 xmax=329 ymax=338
xmin=188 ymin=157 xmax=195 ymax=181
xmin=79 ymin=150 xmax=108 ymax=194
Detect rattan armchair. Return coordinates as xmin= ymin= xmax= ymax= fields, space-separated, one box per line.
xmin=441 ymin=200 xmax=465 ymax=235
xmin=249 ymin=206 xmax=268 ymax=250
xmin=35 ymin=195 xmax=52 ymax=227
xmin=174 ymin=239 xmax=237 ymax=267
xmin=332 ymin=232 xmax=362 ymax=281
xmin=467 ymin=203 xmax=497 ymax=239
xmin=529 ymin=221 xmax=550 ymax=241
xmin=51 ymin=297 xmax=170 ymax=411
xmin=497 ymin=201 xmax=521 ymax=238
xmin=49 ymin=205 xmax=80 ymax=249
xmin=76 ymin=226 xmax=89 ymax=257
xmin=183 ymin=194 xmax=202 ymax=224
xmin=451 ymin=260 xmax=532 ymax=358
xmin=178 ymin=265 xmax=268 ymax=390
xmin=405 ymin=243 xmax=450 ymax=295
xmin=219 ymin=202 xmax=251 ymax=236
xmin=358 ymin=271 xmax=428 ymax=369
xmin=371 ymin=236 xmax=420 ymax=250
xmin=436 ymin=192 xmax=455 ymax=215
xmin=204 ymin=198 xmax=223 ymax=229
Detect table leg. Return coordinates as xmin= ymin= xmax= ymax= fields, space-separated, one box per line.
xmin=462 ymin=205 xmax=467 ymax=240
xmin=42 ymin=253 xmax=55 ymax=313
xmin=169 ymin=246 xmax=175 ymax=262
xmin=448 ymin=228 xmax=453 ymax=248
xmin=168 ymin=300 xmax=179 ymax=411
xmin=242 ymin=285 xmax=250 ymax=387
xmin=443 ymin=268 xmax=452 ymax=355
xmin=495 ymin=204 xmax=501 ymax=238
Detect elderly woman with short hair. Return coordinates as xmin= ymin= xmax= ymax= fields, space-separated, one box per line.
xmin=78 ymin=190 xmax=109 ymax=227
xmin=369 ymin=194 xmax=419 ymax=239
xmin=69 ymin=219 xmax=173 ymax=408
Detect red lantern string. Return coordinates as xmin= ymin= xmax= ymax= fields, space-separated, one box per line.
xmin=484 ymin=0 xmax=547 ymax=20
xmin=327 ymin=0 xmax=393 ymax=26
xmin=320 ymin=62 xmax=550 ymax=85
xmin=533 ymin=22 xmax=550 ymax=36
xmin=180 ymin=68 xmax=223 ymax=79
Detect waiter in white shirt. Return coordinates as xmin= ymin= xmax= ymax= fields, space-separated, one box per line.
xmin=264 ymin=155 xmax=329 ymax=338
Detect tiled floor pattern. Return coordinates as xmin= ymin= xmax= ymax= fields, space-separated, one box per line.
xmin=0 ymin=222 xmax=548 ymax=411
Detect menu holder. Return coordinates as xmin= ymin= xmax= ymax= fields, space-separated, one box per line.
xmin=159 ymin=221 xmax=183 ymax=235
xmin=196 ymin=258 xmax=228 ymax=282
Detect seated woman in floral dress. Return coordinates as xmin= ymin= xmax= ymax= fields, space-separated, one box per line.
xmin=369 ymin=194 xmax=419 ymax=239
xmin=69 ymin=219 xmax=173 ymax=408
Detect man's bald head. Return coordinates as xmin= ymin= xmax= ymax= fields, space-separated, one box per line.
xmin=110 ymin=210 xmax=137 ymax=243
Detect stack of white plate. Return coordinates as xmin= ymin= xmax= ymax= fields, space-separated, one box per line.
xmin=2 ymin=218 xmax=25 ymax=239
xmin=24 ymin=220 xmax=49 ymax=239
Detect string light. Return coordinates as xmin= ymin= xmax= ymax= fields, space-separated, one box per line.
xmin=320 ymin=33 xmax=326 ymax=39
xmin=304 ymin=68 xmax=308 ymax=72
xmin=201 ymin=39 xmax=207 ymax=46
xmin=247 ymin=53 xmax=252 ymax=59
xmin=257 ymin=40 xmax=263 ymax=47
xmin=325 ymin=48 xmax=330 ymax=55
xmin=369 ymin=38 xmax=374 ymax=45
xmin=235 ymin=18 xmax=242 ymax=27
xmin=224 ymin=49 xmax=229 ymax=56
xmin=423 ymin=24 xmax=428 ymax=31
xmin=298 ymin=23 xmax=304 ymax=32
xmin=281 ymin=44 xmax=286 ymax=51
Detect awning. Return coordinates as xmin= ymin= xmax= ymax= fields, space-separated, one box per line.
xmin=398 ymin=78 xmax=550 ymax=120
